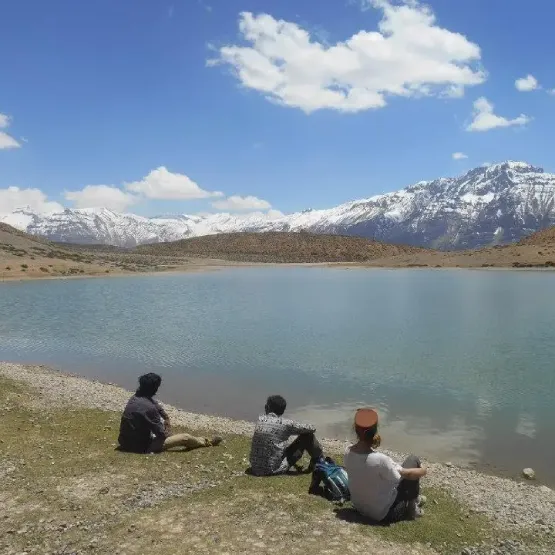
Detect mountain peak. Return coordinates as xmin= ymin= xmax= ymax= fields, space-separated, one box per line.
xmin=484 ymin=161 xmax=543 ymax=173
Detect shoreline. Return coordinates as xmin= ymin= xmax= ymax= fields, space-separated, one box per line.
xmin=2 ymin=260 xmax=555 ymax=284
xmin=1 ymin=361 xmax=554 ymax=539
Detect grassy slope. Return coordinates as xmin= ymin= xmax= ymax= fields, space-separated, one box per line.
xmin=2 ymin=376 xmax=547 ymax=555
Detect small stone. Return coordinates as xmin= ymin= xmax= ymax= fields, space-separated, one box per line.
xmin=522 ymin=468 xmax=536 ymax=480
xmin=446 ymin=462 xmax=454 ymax=467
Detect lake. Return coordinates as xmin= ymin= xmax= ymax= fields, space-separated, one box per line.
xmin=1 ymin=268 xmax=554 ymax=484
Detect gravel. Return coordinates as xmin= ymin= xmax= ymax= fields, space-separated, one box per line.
xmin=2 ymin=361 xmax=555 ymax=540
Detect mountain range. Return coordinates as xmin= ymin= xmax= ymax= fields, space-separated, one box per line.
xmin=2 ymin=161 xmax=555 ymax=249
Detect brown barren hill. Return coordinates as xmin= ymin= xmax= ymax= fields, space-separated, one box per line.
xmin=136 ymin=231 xmax=426 ymax=263
xmin=0 ymin=223 xmax=278 ymax=280
xmin=0 ymin=222 xmax=53 ymax=249
xmin=0 ymin=223 xmax=127 ymax=279
xmin=364 ymin=225 xmax=555 ymax=269
xmin=518 ymin=226 xmax=555 ymax=247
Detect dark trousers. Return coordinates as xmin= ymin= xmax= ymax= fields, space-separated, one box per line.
xmin=384 ymin=455 xmax=421 ymax=523
xmin=283 ymin=432 xmax=323 ymax=468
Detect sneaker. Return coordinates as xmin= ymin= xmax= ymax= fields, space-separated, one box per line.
xmin=210 ymin=436 xmax=224 ymax=447
xmin=417 ymin=494 xmax=427 ymax=507
xmin=406 ymin=500 xmax=420 ymax=520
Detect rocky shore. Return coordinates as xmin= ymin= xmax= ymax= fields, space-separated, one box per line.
xmin=1 ymin=362 xmax=554 ymax=554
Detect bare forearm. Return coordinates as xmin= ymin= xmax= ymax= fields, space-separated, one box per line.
xmin=400 ymin=467 xmax=427 ymax=480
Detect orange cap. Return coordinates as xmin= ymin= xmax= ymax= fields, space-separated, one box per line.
xmin=354 ymin=408 xmax=379 ymax=429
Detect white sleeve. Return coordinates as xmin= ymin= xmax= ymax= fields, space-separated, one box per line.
xmin=378 ymin=454 xmax=402 ymax=483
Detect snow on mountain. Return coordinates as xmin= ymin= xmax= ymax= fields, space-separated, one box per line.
xmin=2 ymin=161 xmax=555 ymax=249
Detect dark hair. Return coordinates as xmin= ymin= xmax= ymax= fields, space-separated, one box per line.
xmin=136 ymin=373 xmax=162 ymax=397
xmin=265 ymin=395 xmax=287 ymax=416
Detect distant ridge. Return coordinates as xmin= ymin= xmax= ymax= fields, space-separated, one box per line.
xmin=3 ymin=161 xmax=555 ymax=249
xmin=136 ymin=231 xmax=426 ymax=263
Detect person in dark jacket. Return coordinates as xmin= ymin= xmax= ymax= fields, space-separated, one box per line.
xmin=118 ymin=373 xmax=222 ymax=453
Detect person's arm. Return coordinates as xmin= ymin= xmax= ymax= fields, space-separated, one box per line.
xmin=284 ymin=418 xmax=316 ymax=435
xmin=399 ymin=467 xmax=427 ymax=480
xmin=144 ymin=406 xmax=167 ymax=439
xmin=153 ymin=399 xmax=170 ymax=431
xmin=153 ymin=399 xmax=169 ymax=421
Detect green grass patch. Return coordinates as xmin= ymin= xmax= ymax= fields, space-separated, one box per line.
xmin=0 ymin=375 xmax=545 ymax=555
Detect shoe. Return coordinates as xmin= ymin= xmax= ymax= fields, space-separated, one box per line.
xmin=211 ymin=436 xmax=224 ymax=446
xmin=406 ymin=500 xmax=422 ymax=520
xmin=417 ymin=494 xmax=427 ymax=507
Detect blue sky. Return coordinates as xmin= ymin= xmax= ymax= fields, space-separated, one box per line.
xmin=1 ymin=0 xmax=554 ymax=218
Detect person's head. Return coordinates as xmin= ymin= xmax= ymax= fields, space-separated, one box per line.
xmin=265 ymin=395 xmax=287 ymax=416
xmin=136 ymin=373 xmax=162 ymax=397
xmin=354 ymin=408 xmax=381 ymax=449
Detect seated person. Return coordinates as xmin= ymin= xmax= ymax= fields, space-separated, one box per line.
xmin=118 ymin=373 xmax=222 ymax=453
xmin=344 ymin=408 xmax=427 ymax=523
xmin=249 ymin=394 xmax=323 ymax=476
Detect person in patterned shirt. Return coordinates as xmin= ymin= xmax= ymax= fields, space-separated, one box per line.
xmin=249 ymin=395 xmax=323 ymax=476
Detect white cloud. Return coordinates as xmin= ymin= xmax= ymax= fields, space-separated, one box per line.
xmin=212 ymin=195 xmax=272 ymax=211
xmin=547 ymin=88 xmax=555 ymax=96
xmin=65 ymin=185 xmax=139 ymax=212
xmin=0 ymin=114 xmax=11 ymax=128
xmin=0 ymin=186 xmax=63 ymax=216
xmin=125 ymin=166 xmax=223 ymax=200
xmin=515 ymin=74 xmax=539 ymax=92
xmin=466 ymin=97 xmax=531 ymax=132
xmin=209 ymin=1 xmax=485 ymax=113
xmin=0 ymin=113 xmax=21 ymax=150
xmin=452 ymin=152 xmax=468 ymax=160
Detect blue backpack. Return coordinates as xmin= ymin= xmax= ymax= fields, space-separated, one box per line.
xmin=309 ymin=457 xmax=350 ymax=503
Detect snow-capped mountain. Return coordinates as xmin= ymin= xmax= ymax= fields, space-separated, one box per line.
xmin=3 ymin=161 xmax=555 ymax=249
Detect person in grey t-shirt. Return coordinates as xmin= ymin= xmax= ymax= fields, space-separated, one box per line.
xmin=249 ymin=395 xmax=323 ymax=476
xmin=118 ymin=373 xmax=222 ymax=454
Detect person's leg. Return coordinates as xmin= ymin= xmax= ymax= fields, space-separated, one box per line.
xmin=154 ymin=433 xmax=222 ymax=452
xmin=283 ymin=433 xmax=323 ymax=468
xmin=397 ymin=455 xmax=421 ymax=502
xmin=384 ymin=455 xmax=423 ymax=523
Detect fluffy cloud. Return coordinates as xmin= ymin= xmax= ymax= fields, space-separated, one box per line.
xmin=452 ymin=152 xmax=468 ymax=160
xmin=515 ymin=75 xmax=539 ymax=92
xmin=466 ymin=97 xmax=531 ymax=132
xmin=65 ymin=185 xmax=139 ymax=212
xmin=0 ymin=113 xmax=21 ymax=150
xmin=1 ymin=167 xmax=277 ymax=218
xmin=0 ymin=186 xmax=63 ymax=216
xmin=212 ymin=195 xmax=272 ymax=211
xmin=125 ymin=166 xmax=223 ymax=200
xmin=209 ymin=1 xmax=485 ymax=113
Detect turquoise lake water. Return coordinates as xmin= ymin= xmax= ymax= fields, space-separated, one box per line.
xmin=1 ymin=268 xmax=554 ymax=483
